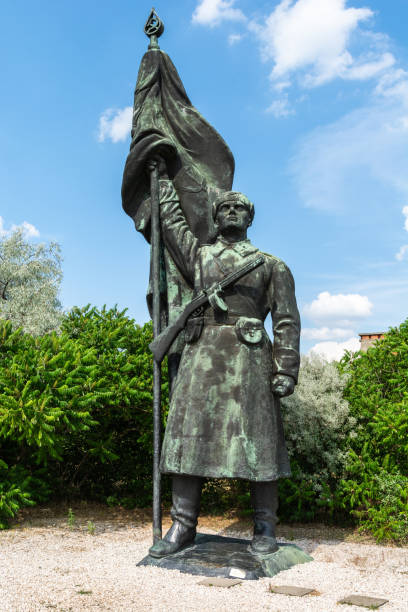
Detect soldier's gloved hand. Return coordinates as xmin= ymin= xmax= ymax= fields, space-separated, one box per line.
xmin=272 ymin=374 xmax=295 ymax=397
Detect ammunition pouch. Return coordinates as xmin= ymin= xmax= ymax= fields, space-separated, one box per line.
xmin=235 ymin=317 xmax=265 ymax=346
xmin=184 ymin=316 xmax=204 ymax=344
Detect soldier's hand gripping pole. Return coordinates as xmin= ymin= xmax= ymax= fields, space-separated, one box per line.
xmin=148 ymin=158 xmax=162 ymax=545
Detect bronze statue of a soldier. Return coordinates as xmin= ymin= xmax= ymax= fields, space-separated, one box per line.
xmin=148 ymin=159 xmax=301 ymax=558
xmin=122 ymin=12 xmax=301 ymax=563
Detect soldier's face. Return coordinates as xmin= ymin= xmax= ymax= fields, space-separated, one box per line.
xmin=215 ymin=201 xmax=251 ymax=233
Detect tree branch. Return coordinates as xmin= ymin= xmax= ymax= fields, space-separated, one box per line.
xmin=0 ymin=280 xmax=9 ymax=300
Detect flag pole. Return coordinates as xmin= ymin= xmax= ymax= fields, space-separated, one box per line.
xmin=149 ymin=160 xmax=162 ymax=545
xmin=144 ymin=8 xmax=165 ymax=545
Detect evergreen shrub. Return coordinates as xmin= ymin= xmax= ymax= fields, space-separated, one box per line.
xmin=339 ymin=319 xmax=408 ymax=542
xmin=0 ymin=307 xmax=169 ymax=527
xmin=59 ymin=305 xmax=169 ymax=506
xmin=2 ymin=308 xmax=408 ymax=543
xmin=0 ymin=460 xmax=34 ymax=529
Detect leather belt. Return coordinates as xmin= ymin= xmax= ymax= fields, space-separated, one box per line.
xmin=202 ymin=315 xmax=263 ymax=326
xmin=203 ymin=318 xmax=238 ymax=326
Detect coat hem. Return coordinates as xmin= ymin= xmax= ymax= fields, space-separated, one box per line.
xmin=160 ymin=467 xmax=292 ymax=481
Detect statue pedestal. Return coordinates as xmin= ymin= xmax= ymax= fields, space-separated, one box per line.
xmin=138 ymin=533 xmax=313 ymax=580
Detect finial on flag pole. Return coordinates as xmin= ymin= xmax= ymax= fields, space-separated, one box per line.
xmin=144 ymin=8 xmax=164 ymax=50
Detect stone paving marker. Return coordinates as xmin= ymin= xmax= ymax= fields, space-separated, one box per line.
xmin=338 ymin=595 xmax=389 ymax=608
xmin=198 ymin=578 xmax=242 ymax=588
xmin=269 ymin=585 xmax=316 ymax=596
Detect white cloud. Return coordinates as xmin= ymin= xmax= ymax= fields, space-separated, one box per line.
xmin=266 ymin=97 xmax=294 ymax=118
xmin=396 ymin=244 xmax=408 ymax=261
xmin=302 ymin=326 xmax=354 ymax=340
xmin=192 ymin=0 xmax=246 ymax=27
xmin=191 ymin=0 xmax=402 ymax=124
xmin=0 ymin=216 xmax=40 ymax=239
xmin=344 ymin=52 xmax=395 ymax=80
xmin=395 ymin=208 xmax=408 ymax=260
xmin=98 ymin=107 xmax=132 ymax=143
xmin=376 ymin=68 xmax=408 ymax=105
xmin=403 ymin=205 xmax=408 ymax=231
xmin=14 ymin=221 xmax=40 ymax=238
xmin=308 ymin=336 xmax=361 ymax=361
xmin=274 ymin=80 xmax=291 ymax=92
xmin=228 ymin=33 xmax=243 ymax=46
xmin=304 ymin=291 xmax=373 ymax=323
xmin=290 ymin=71 xmax=408 ymax=212
xmin=0 ymin=217 xmax=8 ymax=237
xmin=249 ymin=0 xmax=375 ymax=87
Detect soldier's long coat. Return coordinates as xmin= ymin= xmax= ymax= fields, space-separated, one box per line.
xmin=159 ymin=184 xmax=301 ymax=481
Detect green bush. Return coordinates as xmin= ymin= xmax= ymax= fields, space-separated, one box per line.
xmin=338 ymin=448 xmax=408 ymax=543
xmin=2 ymin=308 xmax=408 ymax=544
xmin=0 ymin=320 xmax=100 ymax=463
xmin=0 ymin=460 xmax=34 ymax=529
xmin=341 ymin=321 xmax=408 ymax=472
xmin=339 ymin=319 xmax=408 ymax=542
xmin=0 ymin=307 xmax=169 ymax=527
xmin=59 ymin=305 xmax=169 ymax=505
xmin=279 ymin=354 xmax=354 ymax=521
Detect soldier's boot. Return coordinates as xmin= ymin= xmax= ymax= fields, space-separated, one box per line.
xmin=149 ymin=475 xmax=203 ymax=558
xmin=249 ymin=480 xmax=279 ymax=555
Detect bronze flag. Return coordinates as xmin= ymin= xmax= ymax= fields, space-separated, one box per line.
xmin=122 ymin=48 xmax=235 ymax=348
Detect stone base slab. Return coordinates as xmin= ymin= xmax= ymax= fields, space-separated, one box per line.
xmin=138 ymin=533 xmax=313 ymax=580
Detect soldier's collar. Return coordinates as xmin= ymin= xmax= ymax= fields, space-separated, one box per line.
xmin=214 ymin=237 xmax=259 ymax=257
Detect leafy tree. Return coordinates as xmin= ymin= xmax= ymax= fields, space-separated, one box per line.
xmin=282 ymin=354 xmax=354 ymax=480
xmin=0 ymin=229 xmax=62 ymax=335
xmin=0 ymin=307 xmax=169 ymax=526
xmin=339 ymin=319 xmax=408 ymax=542
xmin=2 ymin=306 xmax=407 ymax=542
xmin=278 ymin=354 xmax=354 ymax=520
xmin=0 ymin=459 xmax=34 ymax=529
xmin=58 ymin=305 xmax=169 ymax=504
xmin=0 ymin=318 xmax=106 ymax=526
xmin=0 ymin=320 xmax=101 ymax=463
xmin=341 ymin=320 xmax=408 ymax=472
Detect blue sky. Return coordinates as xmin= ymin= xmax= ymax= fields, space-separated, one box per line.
xmin=1 ymin=0 xmax=408 ymax=359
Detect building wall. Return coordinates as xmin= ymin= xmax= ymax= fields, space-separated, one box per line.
xmin=359 ymin=334 xmax=385 ymax=352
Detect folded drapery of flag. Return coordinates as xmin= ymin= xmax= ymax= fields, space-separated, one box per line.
xmin=122 ymin=48 xmax=235 ymax=340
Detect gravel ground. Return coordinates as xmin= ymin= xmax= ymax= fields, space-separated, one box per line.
xmin=0 ymin=509 xmax=407 ymax=612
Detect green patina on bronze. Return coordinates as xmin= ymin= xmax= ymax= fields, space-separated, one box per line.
xmin=138 ymin=534 xmax=313 ymax=580
xmin=158 ymin=192 xmax=300 ymax=481
xmin=121 ymin=46 xmax=235 ymax=341
xmin=124 ymin=10 xmax=304 ymax=563
xmin=121 ymin=28 xmax=301 ymax=484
